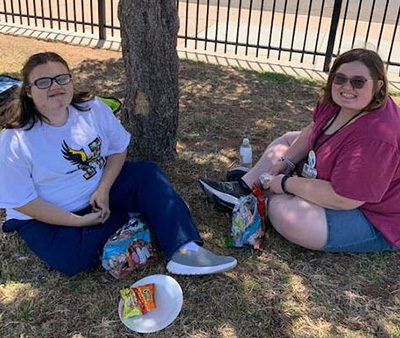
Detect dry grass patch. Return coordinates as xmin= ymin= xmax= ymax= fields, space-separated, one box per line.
xmin=1 ymin=34 xmax=400 ymax=337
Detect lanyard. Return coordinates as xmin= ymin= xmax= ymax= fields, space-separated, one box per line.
xmin=312 ymin=109 xmax=365 ymax=152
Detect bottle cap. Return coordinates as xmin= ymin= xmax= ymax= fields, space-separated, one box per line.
xmin=242 ymin=138 xmax=250 ymax=146
xmin=259 ymin=172 xmax=274 ymax=185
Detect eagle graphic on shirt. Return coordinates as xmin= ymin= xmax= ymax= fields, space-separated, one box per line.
xmin=61 ymin=136 xmax=106 ymax=180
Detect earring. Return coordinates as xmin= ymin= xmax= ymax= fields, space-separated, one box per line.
xmin=25 ymin=86 xmax=32 ymax=98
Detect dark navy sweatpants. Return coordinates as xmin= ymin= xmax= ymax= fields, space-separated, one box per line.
xmin=3 ymin=161 xmax=202 ymax=276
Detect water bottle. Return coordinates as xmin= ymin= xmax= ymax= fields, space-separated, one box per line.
xmin=239 ymin=138 xmax=252 ymax=168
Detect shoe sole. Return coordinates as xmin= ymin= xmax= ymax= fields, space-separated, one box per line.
xmin=166 ymin=259 xmax=237 ymax=275
xmin=199 ymin=180 xmax=238 ymax=211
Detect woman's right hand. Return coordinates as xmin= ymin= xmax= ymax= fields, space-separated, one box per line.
xmin=76 ymin=211 xmax=103 ymax=227
xmin=269 ymin=160 xmax=293 ymax=176
xmin=16 ymin=198 xmax=105 ymax=227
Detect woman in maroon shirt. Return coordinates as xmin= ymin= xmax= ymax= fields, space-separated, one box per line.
xmin=200 ymin=48 xmax=400 ymax=252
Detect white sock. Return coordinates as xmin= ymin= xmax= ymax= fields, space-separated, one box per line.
xmin=179 ymin=241 xmax=200 ymax=252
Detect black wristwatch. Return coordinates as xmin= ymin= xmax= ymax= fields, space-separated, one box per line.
xmin=281 ymin=175 xmax=293 ymax=195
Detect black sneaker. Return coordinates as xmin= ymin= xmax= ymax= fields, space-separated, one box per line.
xmin=226 ymin=166 xmax=250 ymax=181
xmin=199 ymin=178 xmax=251 ymax=211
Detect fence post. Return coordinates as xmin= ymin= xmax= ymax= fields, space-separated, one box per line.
xmin=98 ymin=0 xmax=106 ymax=40
xmin=323 ymin=0 xmax=343 ymax=72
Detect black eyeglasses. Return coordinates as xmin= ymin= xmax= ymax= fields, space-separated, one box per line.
xmin=332 ymin=73 xmax=373 ymax=90
xmin=28 ymin=73 xmax=72 ymax=89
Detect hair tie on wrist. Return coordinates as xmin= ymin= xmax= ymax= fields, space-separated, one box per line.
xmin=279 ymin=157 xmax=296 ymax=171
xmin=281 ymin=175 xmax=293 ymax=195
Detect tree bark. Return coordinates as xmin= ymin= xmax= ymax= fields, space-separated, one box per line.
xmin=118 ymin=0 xmax=179 ymax=162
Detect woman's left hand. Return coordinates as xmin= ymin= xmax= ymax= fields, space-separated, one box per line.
xmin=263 ymin=174 xmax=285 ymax=194
xmin=90 ymin=187 xmax=110 ymax=223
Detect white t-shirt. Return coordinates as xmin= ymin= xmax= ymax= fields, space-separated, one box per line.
xmin=0 ymin=98 xmax=131 ymax=220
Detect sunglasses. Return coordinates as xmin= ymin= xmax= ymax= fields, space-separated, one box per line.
xmin=332 ymin=73 xmax=373 ymax=90
xmin=28 ymin=73 xmax=72 ymax=89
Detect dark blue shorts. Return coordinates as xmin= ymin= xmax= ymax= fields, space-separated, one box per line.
xmin=324 ymin=208 xmax=398 ymax=252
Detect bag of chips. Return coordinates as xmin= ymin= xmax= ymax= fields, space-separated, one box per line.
xmin=102 ymin=214 xmax=158 ymax=278
xmin=120 ymin=283 xmax=157 ymax=319
xmin=230 ymin=184 xmax=266 ymax=250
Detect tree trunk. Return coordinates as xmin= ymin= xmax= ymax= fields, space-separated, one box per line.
xmin=118 ymin=0 xmax=179 ymax=162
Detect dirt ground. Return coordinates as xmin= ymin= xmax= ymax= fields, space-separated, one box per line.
xmin=1 ymin=33 xmax=400 ymax=338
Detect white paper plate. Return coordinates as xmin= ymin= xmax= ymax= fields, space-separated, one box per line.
xmin=118 ymin=274 xmax=183 ymax=333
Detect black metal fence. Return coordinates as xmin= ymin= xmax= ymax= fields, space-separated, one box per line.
xmin=0 ymin=0 xmax=399 ymax=73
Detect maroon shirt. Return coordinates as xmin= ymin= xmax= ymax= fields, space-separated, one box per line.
xmin=307 ymin=97 xmax=400 ymax=246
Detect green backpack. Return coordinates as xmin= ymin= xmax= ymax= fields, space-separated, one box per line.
xmin=98 ymin=96 xmax=122 ymax=114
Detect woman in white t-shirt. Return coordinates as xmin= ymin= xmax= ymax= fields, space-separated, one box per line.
xmin=0 ymin=52 xmax=237 ymax=276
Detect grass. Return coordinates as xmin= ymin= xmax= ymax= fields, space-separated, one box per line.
xmin=1 ymin=34 xmax=400 ymax=338
xmin=235 ymin=67 xmax=325 ymax=87
xmin=391 ymin=90 xmax=400 ymax=98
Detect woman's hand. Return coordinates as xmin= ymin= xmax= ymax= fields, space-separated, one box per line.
xmin=87 ymin=150 xmax=127 ymax=224
xmin=263 ymin=174 xmax=285 ymax=194
xmin=15 ymin=198 xmax=106 ymax=227
xmin=76 ymin=210 xmax=104 ymax=226
xmin=269 ymin=160 xmax=293 ymax=176
xmin=90 ymin=187 xmax=110 ymax=223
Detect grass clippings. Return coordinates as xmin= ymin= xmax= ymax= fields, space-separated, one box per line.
xmin=1 ymin=33 xmax=400 ymax=338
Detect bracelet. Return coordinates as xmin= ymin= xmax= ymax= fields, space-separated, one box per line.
xmin=281 ymin=175 xmax=293 ymax=195
xmin=279 ymin=156 xmax=296 ymax=171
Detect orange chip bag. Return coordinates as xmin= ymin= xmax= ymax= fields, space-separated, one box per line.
xmin=120 ymin=283 xmax=157 ymax=319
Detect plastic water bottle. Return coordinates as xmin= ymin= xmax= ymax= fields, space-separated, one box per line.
xmin=239 ymin=138 xmax=252 ymax=168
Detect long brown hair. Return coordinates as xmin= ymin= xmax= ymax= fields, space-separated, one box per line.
xmin=0 ymin=52 xmax=93 ymax=130
xmin=322 ymin=49 xmax=388 ymax=111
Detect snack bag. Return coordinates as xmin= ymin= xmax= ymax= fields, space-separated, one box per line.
xmin=102 ymin=214 xmax=158 ymax=278
xmin=252 ymin=183 xmax=267 ymax=231
xmin=120 ymin=283 xmax=157 ymax=319
xmin=230 ymin=184 xmax=267 ymax=250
